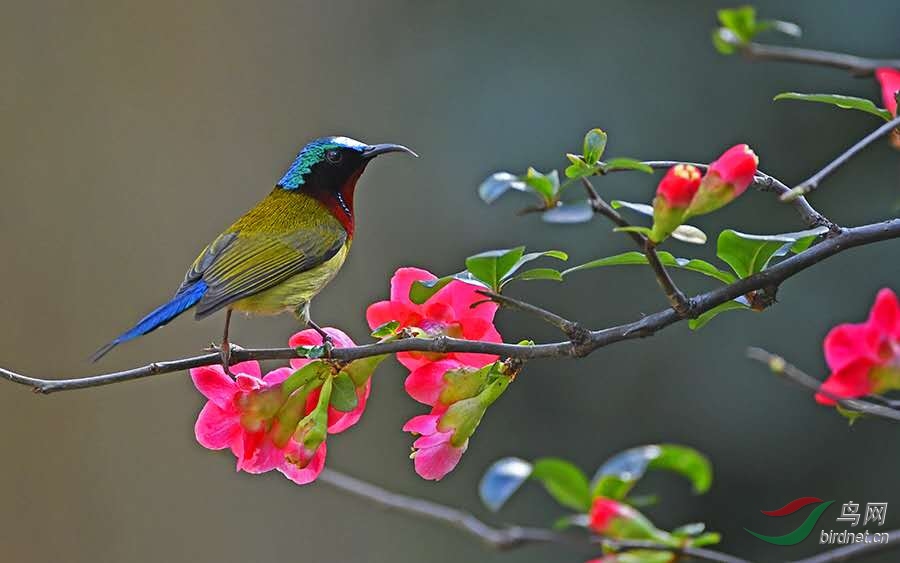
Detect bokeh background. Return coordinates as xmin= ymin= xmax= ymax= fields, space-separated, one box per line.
xmin=1 ymin=1 xmax=898 ymax=561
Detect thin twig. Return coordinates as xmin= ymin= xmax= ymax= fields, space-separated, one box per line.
xmin=791 ymin=529 xmax=900 ymax=563
xmin=782 ymin=115 xmax=900 ymax=201
xmin=321 ymin=467 xmax=892 ymax=563
xmin=581 ymin=177 xmax=691 ymax=315
xmin=476 ymin=290 xmax=590 ymax=344
xmin=738 ymin=42 xmax=900 ymax=77
xmin=0 ymin=219 xmax=897 ymax=394
xmin=318 ymin=468 xmax=751 ymax=562
xmin=746 ymin=347 xmax=900 ymax=422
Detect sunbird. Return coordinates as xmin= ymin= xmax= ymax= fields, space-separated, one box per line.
xmin=92 ymin=136 xmax=416 ymax=364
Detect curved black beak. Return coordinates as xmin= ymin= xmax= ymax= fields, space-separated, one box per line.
xmin=362 ymin=143 xmax=418 ymax=159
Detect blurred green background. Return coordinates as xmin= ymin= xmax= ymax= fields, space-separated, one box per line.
xmin=1 ymin=1 xmax=898 ymax=561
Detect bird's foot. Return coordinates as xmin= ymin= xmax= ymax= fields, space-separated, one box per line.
xmin=206 ymin=342 xmax=244 ymax=376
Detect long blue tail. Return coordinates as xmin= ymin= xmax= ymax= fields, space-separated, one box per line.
xmin=91 ymin=281 xmax=208 ymax=362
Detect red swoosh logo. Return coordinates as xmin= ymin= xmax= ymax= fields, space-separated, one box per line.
xmin=761 ymin=497 xmax=823 ymax=516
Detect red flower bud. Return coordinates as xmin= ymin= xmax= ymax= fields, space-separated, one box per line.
xmin=656 ymin=164 xmax=702 ymax=207
xmin=876 ymin=67 xmax=900 ymax=117
xmin=649 ymin=164 xmax=701 ymax=243
xmin=686 ymin=144 xmax=758 ymax=217
xmin=588 ymin=497 xmax=673 ymax=543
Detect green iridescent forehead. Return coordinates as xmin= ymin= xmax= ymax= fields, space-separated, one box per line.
xmin=277 ymin=136 xmax=367 ymax=189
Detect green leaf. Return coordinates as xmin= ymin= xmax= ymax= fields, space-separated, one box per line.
xmin=563 ymin=251 xmax=736 ymax=284
xmin=583 ymin=128 xmax=608 ymax=165
xmin=603 ymin=157 xmax=653 ymax=174
xmin=672 ymin=522 xmax=706 ymax=538
xmin=611 ymin=199 xmax=653 ymax=215
xmin=688 ymin=300 xmax=750 ymax=330
xmin=774 ymin=93 xmax=893 ymax=121
xmin=590 ymin=444 xmax=712 ymax=500
xmin=500 ymin=249 xmax=568 ymax=281
xmin=523 ymin=168 xmax=560 ymax=202
xmin=691 ymin=532 xmax=723 ymax=547
xmin=370 ymin=320 xmax=400 ymax=338
xmin=712 ymin=28 xmax=737 ymax=55
xmin=614 ymin=225 xmax=653 ymax=237
xmin=531 ymin=458 xmax=592 ymax=511
xmin=542 ymin=201 xmax=594 ymax=223
xmin=716 ymin=227 xmax=828 ymax=278
xmin=478 ymin=172 xmax=527 ymax=204
xmin=342 ymin=353 xmax=389 ymax=387
xmin=466 ymin=247 xmax=526 ymax=291
xmin=294 ymin=344 xmax=327 ymax=360
xmin=564 ymin=154 xmax=597 ymax=179
xmin=672 ymin=225 xmax=707 ymax=245
xmin=329 ymin=373 xmax=358 ymax=412
xmin=507 ymin=268 xmax=563 ymax=283
xmin=281 ymin=361 xmax=330 ymax=397
xmin=717 ymin=5 xmax=757 ymax=42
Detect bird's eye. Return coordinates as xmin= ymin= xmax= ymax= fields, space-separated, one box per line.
xmin=325 ymin=149 xmax=342 ymax=164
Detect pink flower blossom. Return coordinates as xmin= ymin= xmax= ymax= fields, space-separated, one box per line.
xmin=191 ymin=360 xmax=326 ymax=483
xmin=817 ymin=288 xmax=900 ymax=405
xmin=402 ymin=409 xmax=467 ymax=481
xmin=366 ymin=267 xmax=502 ymax=370
xmin=876 ymin=67 xmax=900 ymax=116
xmin=289 ymin=328 xmax=369 ymax=433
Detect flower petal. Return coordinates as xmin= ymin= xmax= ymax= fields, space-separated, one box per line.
xmin=263 ymin=366 xmax=294 ymax=386
xmin=279 ymin=442 xmax=327 ymax=485
xmin=405 ymin=359 xmax=462 ymax=406
xmin=824 ymin=323 xmax=881 ymax=371
xmin=231 ymin=361 xmax=261 ymax=378
xmin=815 ymin=361 xmax=875 ymax=405
xmin=190 ymin=365 xmax=237 ymax=408
xmin=194 ymin=402 xmax=240 ymax=450
xmin=403 ymin=413 xmax=440 ymax=435
xmin=869 ymin=288 xmax=899 ymax=337
xmin=436 ymin=280 xmax=499 ymax=322
xmin=413 ymin=439 xmax=467 ymax=480
xmin=390 ymin=267 xmax=436 ymax=304
xmin=289 ymin=327 xmax=356 ymax=369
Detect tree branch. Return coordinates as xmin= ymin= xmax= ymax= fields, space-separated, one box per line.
xmin=1 ymin=219 xmax=896 ymax=394
xmin=782 ymin=115 xmax=900 ymax=201
xmin=746 ymin=348 xmax=900 ymax=422
xmin=320 ymin=467 xmax=894 ymax=563
xmin=737 ymin=42 xmax=900 ymax=77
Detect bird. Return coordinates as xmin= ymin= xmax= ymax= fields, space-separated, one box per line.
xmin=91 ymin=135 xmax=417 ymax=365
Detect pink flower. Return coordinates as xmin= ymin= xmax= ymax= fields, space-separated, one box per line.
xmin=366 ymin=267 xmax=502 ymax=370
xmin=191 ymin=360 xmax=327 ymax=484
xmin=876 ymin=68 xmax=900 ymax=116
xmin=589 ymin=497 xmax=631 ymax=534
xmin=404 ymin=358 xmax=467 ymax=406
xmin=588 ymin=497 xmax=667 ymax=542
xmin=817 ymin=288 xmax=900 ymax=405
xmin=402 ymin=409 xmax=467 ymax=481
xmin=289 ymin=328 xmax=369 ymax=434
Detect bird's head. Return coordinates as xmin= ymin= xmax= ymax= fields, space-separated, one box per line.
xmin=276 ymin=136 xmax=416 ymax=235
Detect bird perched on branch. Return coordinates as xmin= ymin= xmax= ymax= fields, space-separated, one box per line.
xmin=92 ymin=136 xmax=416 ymax=365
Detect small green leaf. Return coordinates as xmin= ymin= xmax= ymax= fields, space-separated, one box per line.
xmin=478 ymin=172 xmax=527 ymax=204
xmin=295 ymin=344 xmax=327 ymax=360
xmin=836 ymin=404 xmax=865 ymax=425
xmin=500 ymin=249 xmax=568 ymax=281
xmin=523 ymin=168 xmax=560 ymax=202
xmin=590 ymin=444 xmax=712 ymax=500
xmin=329 ymin=373 xmax=358 ymax=412
xmin=711 ymin=28 xmax=737 ymax=55
xmin=542 ymin=201 xmax=594 ymax=223
xmin=342 ymin=353 xmax=389 ymax=387
xmin=565 ymin=154 xmax=598 ymax=179
xmin=583 ymin=128 xmax=608 ymax=165
xmin=531 ymin=458 xmax=592 ymax=511
xmin=602 ymin=158 xmax=653 ymax=174
xmin=672 ymin=225 xmax=707 ymax=245
xmin=614 ymin=225 xmax=653 ymax=236
xmin=611 ymin=199 xmax=653 ymax=215
xmin=717 ymin=5 xmax=757 ymax=42
xmin=757 ymin=19 xmax=801 ymax=37
xmin=466 ymin=247 xmax=526 ymax=291
xmin=507 ymin=268 xmax=563 ymax=283
xmin=774 ymin=93 xmax=893 ymax=121
xmin=716 ymin=227 xmax=827 ymax=278
xmin=370 ymin=320 xmax=400 ymax=338
xmin=688 ymin=300 xmax=750 ymax=330
xmin=672 ymin=522 xmax=706 ymax=538
xmin=691 ymin=532 xmax=723 ymax=547
xmin=563 ymin=251 xmax=736 ymax=284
